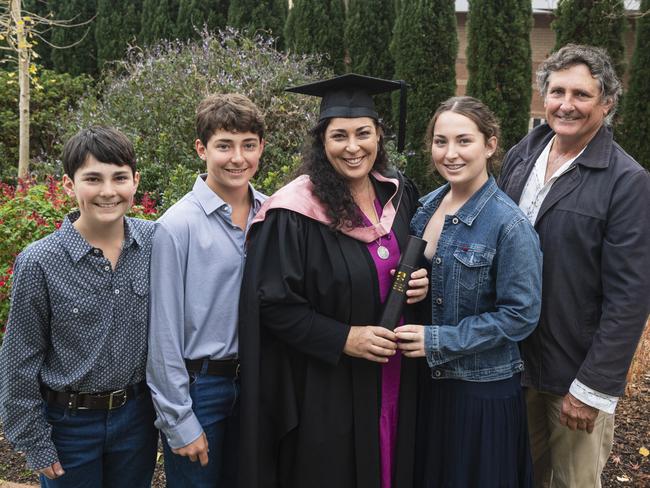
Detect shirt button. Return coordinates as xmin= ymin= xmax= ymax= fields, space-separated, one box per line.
xmin=452 ymin=217 xmax=459 ymax=225
xmin=72 ymin=307 xmax=79 ymax=314
xmin=93 ymin=249 xmax=101 ymax=254
xmin=435 ymin=257 xmax=442 ymax=265
xmin=435 ymin=297 xmax=443 ymax=305
xmin=114 ymin=289 xmax=120 ymax=295
xmin=104 ymin=265 xmax=110 ymax=271
xmin=434 ymin=370 xmax=442 ymax=377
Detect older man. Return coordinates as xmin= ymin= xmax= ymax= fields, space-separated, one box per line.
xmin=499 ymin=44 xmax=650 ymax=488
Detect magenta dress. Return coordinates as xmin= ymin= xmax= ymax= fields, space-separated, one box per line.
xmin=361 ymin=199 xmax=403 ymax=488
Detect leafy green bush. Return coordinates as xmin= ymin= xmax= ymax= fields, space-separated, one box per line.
xmin=66 ymin=29 xmax=327 ymax=209
xmin=0 ymin=177 xmax=158 ymax=340
xmin=0 ymin=69 xmax=93 ymax=181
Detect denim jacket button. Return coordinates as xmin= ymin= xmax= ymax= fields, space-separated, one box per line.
xmin=433 ymin=370 xmax=442 ymax=377
xmin=435 ymin=297 xmax=443 ymax=305
xmin=452 ymin=217 xmax=459 ymax=225
xmin=435 ymin=257 xmax=442 ymax=265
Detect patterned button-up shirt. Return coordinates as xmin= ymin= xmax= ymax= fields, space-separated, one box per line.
xmin=0 ymin=211 xmax=155 ymax=470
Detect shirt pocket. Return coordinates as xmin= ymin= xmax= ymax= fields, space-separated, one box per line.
xmin=50 ymin=294 xmax=102 ymax=342
xmin=128 ymin=274 xmax=150 ymax=346
xmin=452 ymin=245 xmax=494 ymax=290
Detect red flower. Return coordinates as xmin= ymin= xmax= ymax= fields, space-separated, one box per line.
xmin=55 ymin=221 xmax=62 ymax=229
xmin=140 ymin=192 xmax=158 ymax=215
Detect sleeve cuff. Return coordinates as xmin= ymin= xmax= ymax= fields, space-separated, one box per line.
xmin=424 ymin=325 xmax=443 ymax=368
xmin=569 ymin=379 xmax=618 ymax=414
xmin=158 ymin=411 xmax=204 ymax=449
xmin=25 ymin=445 xmax=59 ymax=471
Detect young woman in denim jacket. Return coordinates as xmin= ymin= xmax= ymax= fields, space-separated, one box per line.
xmin=395 ymin=97 xmax=542 ymax=487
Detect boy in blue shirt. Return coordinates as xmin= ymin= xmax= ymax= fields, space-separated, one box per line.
xmin=146 ymin=93 xmax=266 ymax=487
xmin=0 ymin=127 xmax=158 ymax=487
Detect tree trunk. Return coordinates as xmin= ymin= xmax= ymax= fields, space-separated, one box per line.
xmin=11 ymin=0 xmax=30 ymax=180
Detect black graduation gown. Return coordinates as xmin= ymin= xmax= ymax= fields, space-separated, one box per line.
xmin=239 ymin=172 xmax=420 ymax=488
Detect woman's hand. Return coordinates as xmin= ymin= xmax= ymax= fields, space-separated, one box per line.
xmin=394 ymin=324 xmax=426 ymax=357
xmin=397 ymin=267 xmax=429 ymax=304
xmin=344 ymin=326 xmax=397 ymax=363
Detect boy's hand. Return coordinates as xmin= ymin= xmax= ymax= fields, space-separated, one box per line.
xmin=38 ymin=461 xmax=65 ymax=479
xmin=172 ymin=432 xmax=209 ymax=466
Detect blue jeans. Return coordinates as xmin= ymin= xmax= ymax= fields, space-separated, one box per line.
xmin=162 ymin=371 xmax=239 ymax=488
xmin=40 ymin=389 xmax=158 ymax=488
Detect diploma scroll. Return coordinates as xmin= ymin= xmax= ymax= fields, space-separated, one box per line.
xmin=379 ymin=235 xmax=427 ymax=330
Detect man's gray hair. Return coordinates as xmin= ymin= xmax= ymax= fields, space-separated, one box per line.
xmin=536 ymin=44 xmax=622 ymax=125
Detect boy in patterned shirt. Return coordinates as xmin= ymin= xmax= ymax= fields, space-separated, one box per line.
xmin=0 ymin=127 xmax=158 ymax=487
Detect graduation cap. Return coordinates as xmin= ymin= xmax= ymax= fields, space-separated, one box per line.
xmin=286 ymin=73 xmax=408 ymax=152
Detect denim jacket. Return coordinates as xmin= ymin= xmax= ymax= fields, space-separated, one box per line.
xmin=411 ymin=177 xmax=542 ymax=382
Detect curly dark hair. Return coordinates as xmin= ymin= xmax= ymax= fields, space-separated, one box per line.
xmin=296 ymin=118 xmax=390 ymax=230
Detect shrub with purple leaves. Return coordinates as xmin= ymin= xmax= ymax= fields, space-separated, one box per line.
xmin=66 ymin=28 xmax=329 ymax=211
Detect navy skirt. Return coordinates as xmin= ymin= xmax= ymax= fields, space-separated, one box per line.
xmin=414 ymin=373 xmax=533 ymax=488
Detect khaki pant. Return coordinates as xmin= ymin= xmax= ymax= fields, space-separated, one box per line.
xmin=525 ymin=387 xmax=615 ymax=488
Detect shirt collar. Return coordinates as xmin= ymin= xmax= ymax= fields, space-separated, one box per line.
xmin=58 ymin=211 xmax=141 ymax=262
xmin=193 ymin=174 xmax=265 ymax=216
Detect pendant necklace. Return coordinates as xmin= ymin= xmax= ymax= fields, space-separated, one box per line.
xmin=368 ymin=188 xmax=390 ymax=260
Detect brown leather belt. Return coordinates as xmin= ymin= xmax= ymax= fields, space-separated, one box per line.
xmin=185 ymin=358 xmax=240 ymax=378
xmin=42 ymin=381 xmax=148 ymax=410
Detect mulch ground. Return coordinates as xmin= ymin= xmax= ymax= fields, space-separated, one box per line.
xmin=1 ymin=376 xmax=648 ymax=487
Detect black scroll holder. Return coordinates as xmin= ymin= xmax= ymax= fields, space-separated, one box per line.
xmin=378 ymin=235 xmax=427 ymax=330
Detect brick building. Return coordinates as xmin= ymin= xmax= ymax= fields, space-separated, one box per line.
xmin=453 ymin=0 xmax=640 ymax=124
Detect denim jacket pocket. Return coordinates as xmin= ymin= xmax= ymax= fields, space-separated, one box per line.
xmin=452 ymin=245 xmax=494 ymax=290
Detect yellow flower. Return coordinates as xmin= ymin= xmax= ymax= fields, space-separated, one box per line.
xmin=640 ymin=446 xmax=649 ymax=457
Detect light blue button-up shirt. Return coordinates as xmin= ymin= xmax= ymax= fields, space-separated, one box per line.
xmin=146 ymin=174 xmax=265 ymax=448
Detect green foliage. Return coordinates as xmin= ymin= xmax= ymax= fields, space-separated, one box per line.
xmin=228 ymin=0 xmax=287 ymax=49
xmin=553 ymin=0 xmax=626 ymax=77
xmin=0 ymin=69 xmax=93 ymax=181
xmin=345 ymin=0 xmax=395 ymax=119
xmin=50 ymin=0 xmax=98 ymax=77
xmin=285 ymin=0 xmax=346 ymax=73
xmin=140 ymin=0 xmax=179 ymax=46
xmin=618 ymin=0 xmax=650 ymax=171
xmin=0 ymin=178 xmax=158 ymax=337
xmin=176 ymin=0 xmax=229 ymax=41
xmin=391 ymin=0 xmax=457 ymax=193
xmin=66 ymin=29 xmax=327 ymax=201
xmin=96 ymin=0 xmax=142 ymax=70
xmin=466 ymin=0 xmax=532 ymax=152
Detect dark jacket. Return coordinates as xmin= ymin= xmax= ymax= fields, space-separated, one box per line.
xmin=498 ymin=123 xmax=650 ymax=397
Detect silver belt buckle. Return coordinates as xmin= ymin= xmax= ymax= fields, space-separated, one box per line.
xmin=108 ymin=389 xmax=127 ymax=409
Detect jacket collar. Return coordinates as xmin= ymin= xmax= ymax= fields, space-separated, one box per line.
xmin=420 ymin=176 xmax=498 ymax=226
xmin=519 ymin=123 xmax=613 ymax=170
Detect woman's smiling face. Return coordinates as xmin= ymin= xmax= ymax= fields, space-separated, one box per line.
xmin=323 ymin=117 xmax=380 ymax=186
xmin=431 ymin=111 xmax=496 ymax=192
